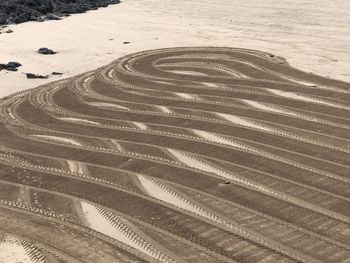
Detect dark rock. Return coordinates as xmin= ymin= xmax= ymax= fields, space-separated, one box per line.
xmin=5 ymin=29 xmax=13 ymax=33
xmin=0 ymin=0 xmax=120 ymax=25
xmin=38 ymin=47 xmax=56 ymax=55
xmin=26 ymin=73 xmax=48 ymax=79
xmin=6 ymin=67 xmax=18 ymax=71
xmin=7 ymin=61 xmax=22 ymax=68
xmin=1 ymin=0 xmax=54 ymax=24
xmin=0 ymin=61 xmax=22 ymax=71
xmin=37 ymin=13 xmax=61 ymax=22
xmin=52 ymin=71 xmax=63 ymax=75
xmin=0 ymin=14 xmax=7 ymax=24
xmin=123 ymin=41 xmax=130 ymax=44
xmin=46 ymin=13 xmax=61 ymax=20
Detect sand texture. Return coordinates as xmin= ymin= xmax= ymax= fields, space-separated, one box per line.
xmin=0 ymin=47 xmax=349 ymax=262
xmin=1 ymin=0 xmax=350 ymax=97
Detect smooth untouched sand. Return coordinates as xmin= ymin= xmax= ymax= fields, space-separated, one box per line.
xmin=137 ymin=174 xmax=212 ymax=219
xmin=0 ymin=0 xmax=350 ymax=97
xmin=167 ymin=148 xmax=233 ymax=180
xmin=0 ymin=235 xmax=34 ymax=263
xmin=80 ymin=202 xmax=158 ymax=259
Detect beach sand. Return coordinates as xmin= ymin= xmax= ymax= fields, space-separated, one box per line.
xmin=1 ymin=46 xmax=349 ymax=262
xmin=1 ymin=0 xmax=350 ymax=97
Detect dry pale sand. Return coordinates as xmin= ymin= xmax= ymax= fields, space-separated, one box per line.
xmin=1 ymin=0 xmax=350 ymax=97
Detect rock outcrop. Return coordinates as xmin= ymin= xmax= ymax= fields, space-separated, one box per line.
xmin=0 ymin=0 xmax=120 ymax=25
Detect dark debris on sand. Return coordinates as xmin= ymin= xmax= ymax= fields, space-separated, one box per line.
xmin=0 ymin=61 xmax=22 ymax=71
xmin=25 ymin=73 xmax=49 ymax=79
xmin=38 ymin=47 xmax=56 ymax=55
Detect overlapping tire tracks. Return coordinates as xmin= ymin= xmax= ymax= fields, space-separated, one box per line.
xmin=0 ymin=47 xmax=349 ymax=262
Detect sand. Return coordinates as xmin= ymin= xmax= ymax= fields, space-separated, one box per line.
xmin=1 ymin=0 xmax=350 ymax=97
xmin=80 ymin=202 xmax=158 ymax=259
xmin=0 ymin=46 xmax=349 ymax=262
xmin=0 ymin=235 xmax=34 ymax=263
xmin=31 ymin=134 xmax=83 ymax=146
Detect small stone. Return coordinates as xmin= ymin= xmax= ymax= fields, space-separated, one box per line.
xmin=52 ymin=72 xmax=63 ymax=75
xmin=6 ymin=61 xmax=22 ymax=68
xmin=26 ymin=73 xmax=48 ymax=79
xmin=6 ymin=67 xmax=18 ymax=71
xmin=46 ymin=14 xmax=62 ymax=20
xmin=38 ymin=47 xmax=56 ymax=55
xmin=0 ymin=61 xmax=22 ymax=71
xmin=123 ymin=41 xmax=130 ymax=44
